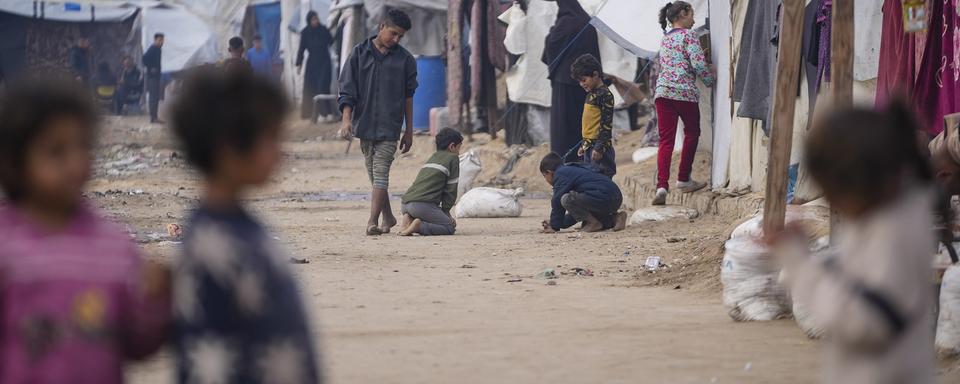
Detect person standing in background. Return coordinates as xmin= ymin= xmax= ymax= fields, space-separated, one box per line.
xmin=223 ymin=36 xmax=253 ymax=74
xmin=541 ymin=0 xmax=601 ymax=159
xmin=142 ymin=33 xmax=164 ymax=124
xmin=69 ymin=37 xmax=92 ymax=85
xmin=115 ymin=56 xmax=142 ymax=115
xmin=247 ymin=34 xmax=273 ymax=79
xmin=296 ymin=11 xmax=334 ymax=120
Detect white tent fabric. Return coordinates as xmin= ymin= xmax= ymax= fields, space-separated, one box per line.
xmin=0 ymin=1 xmax=139 ymax=21
xmin=140 ymin=4 xmax=220 ymax=73
xmin=709 ymin=0 xmax=732 ymax=189
xmin=853 ymin=0 xmax=882 ymax=81
xmin=590 ymin=0 xmax=708 ymax=59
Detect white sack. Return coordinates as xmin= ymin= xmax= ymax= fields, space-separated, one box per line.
xmin=454 ymin=188 xmax=524 ymax=218
xmin=722 ymin=238 xmax=791 ymax=321
xmin=458 ymin=150 xmax=482 ymax=199
xmin=629 ymin=206 xmax=699 ymax=224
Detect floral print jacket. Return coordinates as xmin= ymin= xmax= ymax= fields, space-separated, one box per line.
xmin=655 ymin=28 xmax=715 ymax=103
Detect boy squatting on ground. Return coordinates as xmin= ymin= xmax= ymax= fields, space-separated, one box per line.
xmin=539 ymin=153 xmax=627 ymax=233
xmin=398 ymin=128 xmax=463 ymax=236
xmin=571 ymin=54 xmax=616 ymax=178
xmin=338 ymin=9 xmax=418 ymax=236
xmin=169 ymin=70 xmax=321 ymax=383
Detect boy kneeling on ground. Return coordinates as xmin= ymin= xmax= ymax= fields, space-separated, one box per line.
xmin=540 ymin=153 xmax=627 ymax=233
xmin=399 ymin=128 xmax=463 ymax=236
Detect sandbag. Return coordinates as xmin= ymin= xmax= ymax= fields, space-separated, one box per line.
xmin=785 ymin=237 xmax=831 ymax=339
xmin=722 ymin=237 xmax=791 ymax=321
xmin=632 ymin=147 xmax=658 ymax=164
xmin=458 ymin=150 xmax=482 ymax=198
xmin=629 ymin=206 xmax=699 ymax=224
xmin=731 ymin=205 xmax=830 ymax=241
xmin=937 ymin=265 xmax=960 ymax=356
xmin=454 ymin=187 xmax=524 ymax=218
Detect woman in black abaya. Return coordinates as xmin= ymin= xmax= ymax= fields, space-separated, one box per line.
xmin=296 ymin=11 xmax=334 ymax=120
xmin=541 ymin=0 xmax=601 ymax=159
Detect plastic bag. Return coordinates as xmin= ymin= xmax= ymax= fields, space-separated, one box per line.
xmin=454 ymin=187 xmax=524 ymax=218
xmin=458 ymin=150 xmax=482 ymax=199
xmin=784 ymin=238 xmax=831 ymax=338
xmin=721 ymin=237 xmax=791 ymax=321
xmin=937 ymin=265 xmax=960 ymax=356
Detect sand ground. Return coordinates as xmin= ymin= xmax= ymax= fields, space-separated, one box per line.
xmin=84 ymin=116 xmax=958 ymax=383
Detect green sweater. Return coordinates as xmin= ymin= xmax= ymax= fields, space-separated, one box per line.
xmin=402 ymin=151 xmax=460 ymax=212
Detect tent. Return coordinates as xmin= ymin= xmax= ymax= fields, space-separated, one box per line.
xmin=591 ymin=0 xmax=708 ymax=59
xmin=0 ymin=1 xmax=142 ymax=80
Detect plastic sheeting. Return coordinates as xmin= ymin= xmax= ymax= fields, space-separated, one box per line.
xmin=140 ymin=5 xmax=220 ymax=73
xmin=0 ymin=1 xmax=138 ymax=22
xmin=590 ymin=0 xmax=708 ymax=59
xmin=710 ymin=0 xmax=732 ymax=189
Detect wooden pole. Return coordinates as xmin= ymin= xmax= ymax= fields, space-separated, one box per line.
xmin=762 ymin=0 xmax=805 ymax=236
xmin=829 ymin=0 xmax=854 ymax=235
xmin=446 ymin=0 xmax=464 ymax=134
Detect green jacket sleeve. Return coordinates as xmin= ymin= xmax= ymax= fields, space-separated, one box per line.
xmin=441 ymin=155 xmax=459 ymax=213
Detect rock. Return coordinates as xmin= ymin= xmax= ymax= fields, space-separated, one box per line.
xmin=632 ymin=147 xmax=659 ymax=164
xmin=571 ymin=267 xmax=593 ymax=277
xmin=629 ymin=206 xmax=700 ymax=224
xmin=547 ymin=281 xmax=558 ymax=286
xmin=666 ymin=236 xmax=687 ymax=243
xmin=461 ymin=264 xmax=477 ymax=269
xmin=536 ymin=268 xmax=557 ymax=279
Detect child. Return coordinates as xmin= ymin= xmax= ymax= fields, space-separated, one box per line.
xmin=169 ymin=70 xmax=320 ymax=383
xmin=223 ymin=36 xmax=253 ymax=74
xmin=652 ymin=1 xmax=715 ymax=205
xmin=399 ymin=128 xmax=463 ymax=236
xmin=571 ymin=53 xmax=616 ymax=177
xmin=338 ymin=9 xmax=418 ymax=236
xmin=0 ymin=78 xmax=170 ymax=383
xmin=539 ymin=152 xmax=627 ymax=233
xmin=770 ymin=105 xmax=945 ymax=384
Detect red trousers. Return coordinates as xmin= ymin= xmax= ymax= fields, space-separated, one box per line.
xmin=655 ymin=98 xmax=701 ymax=189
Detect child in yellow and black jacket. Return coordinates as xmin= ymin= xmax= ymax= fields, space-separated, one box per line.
xmin=571 ymin=54 xmax=616 ymax=178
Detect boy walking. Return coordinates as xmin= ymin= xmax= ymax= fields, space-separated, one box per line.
xmin=540 ymin=153 xmax=627 ymax=233
xmin=338 ymin=9 xmax=418 ymax=236
xmin=169 ymin=70 xmax=321 ymax=383
xmin=399 ymin=128 xmax=463 ymax=236
xmin=571 ymin=54 xmax=616 ymax=177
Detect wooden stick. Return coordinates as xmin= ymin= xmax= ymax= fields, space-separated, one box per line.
xmin=829 ymin=0 xmax=854 ymax=236
xmin=762 ymin=0 xmax=805 ymax=236
xmin=446 ymin=0 xmax=464 ymax=131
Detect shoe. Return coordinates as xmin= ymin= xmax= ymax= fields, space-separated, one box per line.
xmin=651 ymin=188 xmax=667 ymax=206
xmin=677 ymin=180 xmax=707 ymax=194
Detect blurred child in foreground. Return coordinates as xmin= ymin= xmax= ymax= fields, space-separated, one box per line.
xmin=169 ymin=70 xmax=321 ymax=383
xmin=0 ymin=78 xmax=170 ymax=383
xmin=769 ymin=104 xmax=946 ymax=384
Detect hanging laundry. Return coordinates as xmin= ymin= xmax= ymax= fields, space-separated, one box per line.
xmin=733 ymin=0 xmax=780 ymax=130
xmin=914 ymin=0 xmax=960 ymax=135
xmin=876 ymin=0 xmax=918 ymax=108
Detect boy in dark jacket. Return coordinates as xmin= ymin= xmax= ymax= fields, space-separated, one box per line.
xmin=338 ymin=9 xmax=418 ymax=236
xmin=540 ymin=153 xmax=627 ymax=233
xmin=399 ymin=128 xmax=463 ymax=236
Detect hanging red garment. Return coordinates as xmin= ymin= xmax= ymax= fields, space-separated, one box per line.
xmin=914 ymin=0 xmax=960 ymax=135
xmin=876 ymin=0 xmax=918 ymax=108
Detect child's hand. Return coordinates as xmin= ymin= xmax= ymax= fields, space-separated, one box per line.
xmin=591 ymin=150 xmax=603 ymax=161
xmin=400 ymin=134 xmax=413 ymax=154
xmin=577 ymin=147 xmax=585 ymax=157
xmin=338 ymin=122 xmax=353 ymax=140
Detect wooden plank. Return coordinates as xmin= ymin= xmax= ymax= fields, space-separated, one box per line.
xmin=762 ymin=0 xmax=805 ymax=235
xmin=446 ymin=0 xmax=464 ymax=130
xmin=829 ymin=0 xmax=854 ymax=235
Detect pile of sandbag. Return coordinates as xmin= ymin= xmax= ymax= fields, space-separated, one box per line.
xmin=458 ymin=150 xmax=482 ymax=198
xmin=937 ymin=265 xmax=960 ymax=356
xmin=454 ymin=187 xmax=524 ymax=218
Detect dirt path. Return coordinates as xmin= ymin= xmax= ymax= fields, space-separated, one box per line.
xmin=90 ymin=116 xmax=956 ymax=383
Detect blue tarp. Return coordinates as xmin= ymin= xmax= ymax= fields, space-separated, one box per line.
xmin=253 ymin=2 xmax=281 ymax=60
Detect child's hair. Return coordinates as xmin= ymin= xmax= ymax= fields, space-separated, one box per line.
xmin=659 ymin=1 xmax=692 ymax=31
xmin=539 ymin=152 xmax=563 ymax=174
xmin=170 ymin=69 xmax=289 ymax=175
xmin=229 ymin=36 xmax=244 ymax=52
xmin=805 ymin=102 xmax=954 ymax=250
xmin=570 ymin=54 xmax=603 ymax=80
xmin=0 ymin=77 xmax=97 ymax=202
xmin=436 ymin=128 xmax=464 ymax=151
xmin=253 ymin=34 xmax=263 ymax=42
xmin=383 ymin=8 xmax=412 ymax=31
xmin=154 ymin=32 xmax=164 ymax=40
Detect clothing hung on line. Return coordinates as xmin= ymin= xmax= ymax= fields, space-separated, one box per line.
xmin=733 ymin=0 xmax=779 ymax=132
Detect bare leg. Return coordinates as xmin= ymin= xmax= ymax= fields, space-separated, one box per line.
xmin=367 ymin=188 xmax=384 ymax=235
xmin=379 ymin=191 xmax=397 ymax=233
xmin=400 ymin=219 xmax=422 ymax=236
